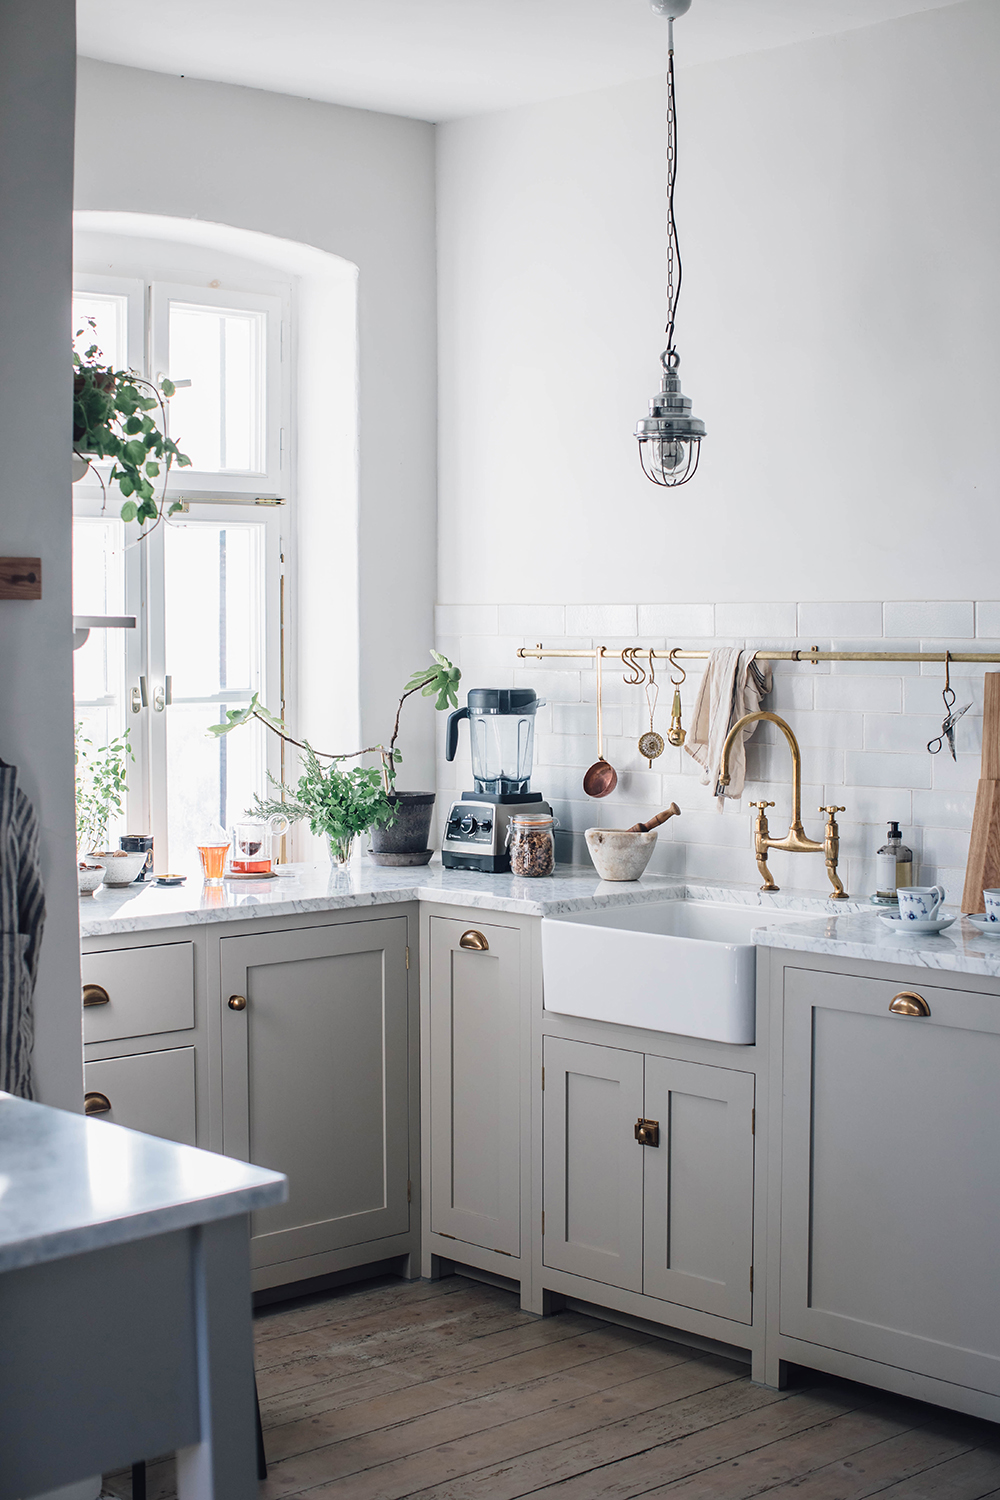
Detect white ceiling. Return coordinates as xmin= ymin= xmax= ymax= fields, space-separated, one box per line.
xmin=76 ymin=0 xmax=969 ymax=123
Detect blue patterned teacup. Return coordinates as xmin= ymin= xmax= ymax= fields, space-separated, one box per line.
xmin=898 ymin=885 xmax=946 ymax=922
xmin=982 ymin=889 xmax=1000 ymax=923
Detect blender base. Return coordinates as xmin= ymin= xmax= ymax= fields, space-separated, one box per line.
xmin=442 ymin=791 xmax=551 ymax=874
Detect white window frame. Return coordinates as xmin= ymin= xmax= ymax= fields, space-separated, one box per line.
xmin=149 ymin=281 xmax=286 ymax=498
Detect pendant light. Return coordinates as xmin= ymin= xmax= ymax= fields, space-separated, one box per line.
xmin=635 ymin=0 xmax=706 ymax=487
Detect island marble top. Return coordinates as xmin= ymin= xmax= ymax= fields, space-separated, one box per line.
xmin=0 ymin=1093 xmax=286 ymax=1273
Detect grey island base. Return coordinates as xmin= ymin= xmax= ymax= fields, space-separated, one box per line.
xmin=0 ymin=1092 xmax=285 ymax=1500
xmin=78 ymin=859 xmax=1000 ymax=1429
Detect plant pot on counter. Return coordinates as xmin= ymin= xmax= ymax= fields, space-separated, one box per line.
xmin=369 ymin=792 xmax=435 ymax=867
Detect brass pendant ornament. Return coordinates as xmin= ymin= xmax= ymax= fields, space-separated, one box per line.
xmin=639 ymin=663 xmax=665 ymax=766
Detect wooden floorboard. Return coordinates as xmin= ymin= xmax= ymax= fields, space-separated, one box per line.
xmin=101 ymin=1274 xmax=1000 ymax=1500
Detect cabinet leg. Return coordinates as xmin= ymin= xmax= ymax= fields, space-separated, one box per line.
xmin=399 ymin=1252 xmax=421 ymax=1282
xmin=753 ymin=1349 xmax=788 ymax=1389
xmin=520 ymin=1284 xmax=565 ymax=1317
xmin=425 ymin=1253 xmax=456 ymax=1281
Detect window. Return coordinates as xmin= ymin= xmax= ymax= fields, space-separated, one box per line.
xmin=72 ymin=271 xmax=287 ymax=871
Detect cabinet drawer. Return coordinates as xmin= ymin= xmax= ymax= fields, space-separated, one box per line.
xmin=84 ymin=1047 xmax=196 ymax=1146
xmin=82 ymin=943 xmax=195 ymax=1043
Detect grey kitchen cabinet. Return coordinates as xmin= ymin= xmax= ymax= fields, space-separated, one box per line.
xmin=81 ymin=942 xmax=195 ymax=1045
xmin=543 ymin=1035 xmax=755 ymax=1323
xmin=425 ymin=912 xmax=524 ymax=1257
xmin=84 ymin=1046 xmax=197 ymax=1146
xmin=779 ymin=964 xmax=1000 ymax=1399
xmin=219 ymin=916 xmax=413 ymax=1283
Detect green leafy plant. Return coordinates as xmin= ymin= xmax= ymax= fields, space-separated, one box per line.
xmin=73 ymin=319 xmax=191 ymax=531
xmin=75 ymin=725 xmax=133 ymax=854
xmin=209 ymin=651 xmax=461 ymax=791
xmin=251 ymin=747 xmax=396 ymax=862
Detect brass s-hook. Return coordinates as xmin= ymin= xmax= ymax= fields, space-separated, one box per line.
xmin=622 ymin=647 xmax=646 ymax=686
xmin=666 ymin=648 xmax=686 ymax=747
xmin=668 ymin=647 xmax=686 ymax=686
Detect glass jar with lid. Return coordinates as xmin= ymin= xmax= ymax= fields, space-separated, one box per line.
xmin=506 ymin=812 xmax=557 ymax=877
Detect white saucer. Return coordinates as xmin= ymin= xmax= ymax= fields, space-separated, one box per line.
xmin=965 ymin=913 xmax=1000 ymax=936
xmin=879 ymin=913 xmax=956 ymax=935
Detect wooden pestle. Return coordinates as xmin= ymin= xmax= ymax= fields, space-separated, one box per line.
xmin=627 ymin=803 xmax=681 ymax=834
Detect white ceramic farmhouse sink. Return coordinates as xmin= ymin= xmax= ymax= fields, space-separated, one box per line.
xmin=541 ymin=900 xmax=808 ymax=1044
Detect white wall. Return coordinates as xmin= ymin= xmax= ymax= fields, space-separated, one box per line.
xmin=75 ymin=59 xmax=439 ymax=791
xmin=0 ymin=0 xmax=82 ymax=1106
xmin=437 ymin=0 xmax=1000 ymax=605
xmin=436 ymin=2 xmax=1000 ymax=901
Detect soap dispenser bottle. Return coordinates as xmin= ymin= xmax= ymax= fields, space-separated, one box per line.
xmin=875 ymin=820 xmax=913 ymax=902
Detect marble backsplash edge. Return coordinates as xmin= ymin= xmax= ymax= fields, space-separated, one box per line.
xmin=435 ymin=599 xmax=998 ymax=907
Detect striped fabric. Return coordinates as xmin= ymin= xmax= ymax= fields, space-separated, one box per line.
xmin=0 ymin=764 xmax=46 ymax=1099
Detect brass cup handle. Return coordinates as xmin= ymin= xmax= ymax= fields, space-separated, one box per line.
xmin=83 ymin=983 xmax=110 ymax=1007
xmin=459 ymin=930 xmax=489 ymax=952
xmin=889 ymin=991 xmax=931 ymax=1017
xmin=228 ymin=994 xmax=248 ymax=1011
xmin=84 ymin=1091 xmax=112 ymax=1115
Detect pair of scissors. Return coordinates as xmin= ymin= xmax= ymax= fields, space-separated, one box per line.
xmin=927 ymin=653 xmax=972 ymax=760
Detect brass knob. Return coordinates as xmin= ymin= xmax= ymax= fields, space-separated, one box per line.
xmin=84 ymin=1091 xmax=112 ymax=1115
xmin=889 ymin=991 xmax=931 ymax=1017
xmin=459 ymin=930 xmax=489 ymax=952
xmin=83 ymin=983 xmax=110 ymax=1007
xmin=228 ymin=994 xmax=248 ymax=1011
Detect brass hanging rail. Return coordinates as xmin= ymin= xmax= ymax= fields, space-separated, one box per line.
xmin=516 ymin=645 xmax=1000 ymax=665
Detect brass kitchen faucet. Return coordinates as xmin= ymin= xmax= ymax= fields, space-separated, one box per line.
xmin=718 ymin=711 xmax=848 ymax=899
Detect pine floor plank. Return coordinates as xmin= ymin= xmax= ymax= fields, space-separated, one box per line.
xmin=101 ymin=1275 xmax=1000 ymax=1500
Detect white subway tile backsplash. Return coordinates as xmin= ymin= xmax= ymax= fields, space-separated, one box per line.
xmin=637 ymin=603 xmax=715 ymax=638
xmin=797 ymin=602 xmax=884 ymax=638
xmin=565 ymin=604 xmax=638 ymax=637
xmin=815 ymin=676 xmax=902 ymax=714
xmin=498 ymin=604 xmax=566 ymax=637
xmin=884 ymin=601 xmax=975 ymax=638
xmin=845 ymin=750 xmax=932 ymax=789
xmin=715 ymin=602 xmax=798 ymax=637
xmin=436 ymin=603 xmax=498 ymax=636
xmin=438 ymin=597 xmax=989 ymax=889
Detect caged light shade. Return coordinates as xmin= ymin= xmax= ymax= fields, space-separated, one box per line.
xmin=635 ymin=0 xmax=706 ymax=488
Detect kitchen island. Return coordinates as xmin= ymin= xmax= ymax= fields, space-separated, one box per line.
xmin=0 ymin=1091 xmax=285 ymax=1500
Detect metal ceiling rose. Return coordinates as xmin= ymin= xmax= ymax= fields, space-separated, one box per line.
xmin=635 ymin=352 xmax=705 ymax=487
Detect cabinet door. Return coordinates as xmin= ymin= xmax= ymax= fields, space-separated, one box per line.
xmin=542 ymin=1037 xmax=644 ymax=1291
xmin=642 ymin=1056 xmax=754 ymax=1323
xmin=220 ymin=918 xmax=409 ymax=1269
xmin=428 ymin=916 xmax=522 ymax=1254
xmin=84 ymin=1047 xmax=196 ymax=1146
xmin=781 ymin=967 xmax=1000 ymax=1395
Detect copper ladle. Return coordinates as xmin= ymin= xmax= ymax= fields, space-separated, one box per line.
xmin=583 ymin=646 xmax=618 ymax=798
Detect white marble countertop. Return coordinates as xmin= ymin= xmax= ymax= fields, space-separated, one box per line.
xmin=0 ymin=1093 xmax=286 ymax=1272
xmin=80 ymin=858 xmax=871 ymax=937
xmin=752 ymin=909 xmax=1000 ymax=978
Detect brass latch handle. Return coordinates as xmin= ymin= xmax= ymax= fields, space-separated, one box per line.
xmin=889 ymin=991 xmax=931 ymax=1017
xmin=83 ymin=983 xmax=110 ymax=1007
xmin=228 ymin=994 xmax=248 ymax=1011
xmin=84 ymin=1092 xmax=112 ymax=1115
xmin=634 ymin=1117 xmax=660 ymax=1147
xmin=459 ymin=930 xmax=489 ymax=951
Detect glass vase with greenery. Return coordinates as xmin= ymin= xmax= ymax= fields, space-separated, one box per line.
xmin=73 ymin=319 xmax=191 ymax=534
xmin=75 ymin=725 xmax=133 ymax=855
xmin=250 ymin=748 xmax=395 ymax=867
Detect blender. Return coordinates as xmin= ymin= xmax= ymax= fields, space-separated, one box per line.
xmin=442 ymin=689 xmax=552 ymax=872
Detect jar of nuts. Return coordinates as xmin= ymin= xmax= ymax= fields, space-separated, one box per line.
xmin=506 ymin=812 xmax=557 ymax=877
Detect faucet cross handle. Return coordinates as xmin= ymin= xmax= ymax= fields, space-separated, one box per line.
xmin=820 ymin=804 xmax=846 ymax=818
xmin=750 ymin=800 xmax=775 ymax=811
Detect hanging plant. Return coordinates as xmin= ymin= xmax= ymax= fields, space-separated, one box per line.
xmin=73 ymin=318 xmax=192 ymax=532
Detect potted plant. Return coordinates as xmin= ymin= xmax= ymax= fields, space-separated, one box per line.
xmin=74 ymin=726 xmax=146 ymax=888
xmin=73 ymin=318 xmax=191 ymax=533
xmin=209 ymin=652 xmax=461 ymax=865
xmin=248 ymin=748 xmax=395 ymax=867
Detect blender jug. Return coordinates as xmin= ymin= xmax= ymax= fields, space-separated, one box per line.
xmin=445 ymin=689 xmax=544 ymax=795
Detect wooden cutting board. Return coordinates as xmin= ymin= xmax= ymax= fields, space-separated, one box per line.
xmin=961 ymin=672 xmax=1000 ymax=913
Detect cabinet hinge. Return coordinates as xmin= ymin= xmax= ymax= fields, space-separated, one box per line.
xmin=405 ymin=945 xmax=410 ymax=970
xmin=438 ymin=1231 xmax=456 ymax=1241
xmin=541 ymin=1210 xmax=545 ymax=1236
xmin=495 ymin=1248 xmax=514 ymax=1257
xmin=407 ymin=1179 xmax=412 ymax=1203
xmin=541 ymin=1066 xmax=545 ymax=1090
xmin=750 ymin=1265 xmax=754 ymax=1294
xmin=751 ymin=1108 xmax=755 ymax=1135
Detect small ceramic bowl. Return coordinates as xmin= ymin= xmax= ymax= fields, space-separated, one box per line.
xmin=88 ymin=849 xmax=149 ymax=886
xmin=78 ymin=863 xmax=105 ymax=896
xmin=585 ymin=827 xmax=657 ymax=882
